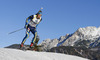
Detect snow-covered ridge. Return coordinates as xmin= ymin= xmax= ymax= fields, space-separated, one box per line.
xmin=77 ymin=26 xmax=100 ymax=36
xmin=0 ymin=48 xmax=88 ymax=60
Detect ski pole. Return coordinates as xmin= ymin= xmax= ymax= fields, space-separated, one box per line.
xmin=8 ymin=28 xmax=24 ymax=34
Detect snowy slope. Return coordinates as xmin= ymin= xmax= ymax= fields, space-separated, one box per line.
xmin=0 ymin=48 xmax=88 ymax=60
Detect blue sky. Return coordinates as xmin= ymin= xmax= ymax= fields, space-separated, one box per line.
xmin=0 ymin=0 xmax=100 ymax=48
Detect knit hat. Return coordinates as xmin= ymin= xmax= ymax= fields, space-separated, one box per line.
xmin=37 ymin=10 xmax=42 ymax=15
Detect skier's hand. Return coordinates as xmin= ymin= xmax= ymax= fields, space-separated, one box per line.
xmin=28 ymin=28 xmax=30 ymax=31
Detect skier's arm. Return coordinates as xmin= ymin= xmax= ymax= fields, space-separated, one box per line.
xmin=25 ymin=15 xmax=33 ymax=28
xmin=25 ymin=18 xmax=30 ymax=28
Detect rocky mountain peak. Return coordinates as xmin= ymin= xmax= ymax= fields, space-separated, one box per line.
xmin=40 ymin=26 xmax=100 ymax=50
xmin=76 ymin=26 xmax=100 ymax=36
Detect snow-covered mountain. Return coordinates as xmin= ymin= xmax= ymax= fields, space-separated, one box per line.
xmin=0 ymin=48 xmax=88 ymax=60
xmin=40 ymin=26 xmax=100 ymax=50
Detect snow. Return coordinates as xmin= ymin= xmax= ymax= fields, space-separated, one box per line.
xmin=0 ymin=48 xmax=88 ymax=60
xmin=78 ymin=26 xmax=100 ymax=36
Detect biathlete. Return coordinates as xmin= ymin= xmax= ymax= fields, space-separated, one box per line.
xmin=20 ymin=10 xmax=42 ymax=48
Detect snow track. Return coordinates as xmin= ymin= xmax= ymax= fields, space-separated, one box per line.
xmin=0 ymin=48 xmax=88 ymax=60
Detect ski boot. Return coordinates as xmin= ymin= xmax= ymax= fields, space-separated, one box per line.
xmin=20 ymin=43 xmax=26 ymax=51
xmin=28 ymin=43 xmax=37 ymax=51
xmin=20 ymin=43 xmax=24 ymax=48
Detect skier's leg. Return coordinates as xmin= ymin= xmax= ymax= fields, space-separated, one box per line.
xmin=21 ymin=29 xmax=30 ymax=47
xmin=30 ymin=31 xmax=37 ymax=47
xmin=35 ymin=35 xmax=40 ymax=44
